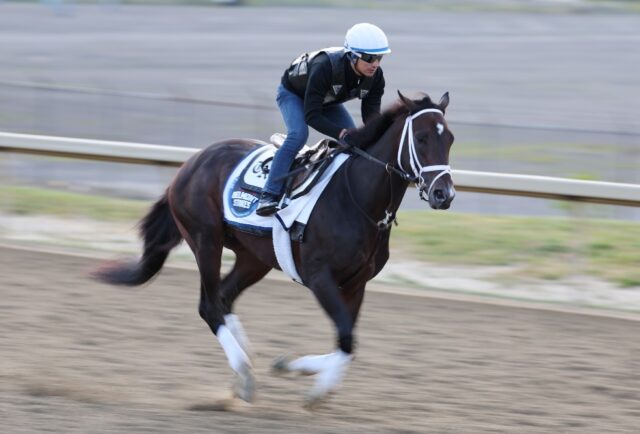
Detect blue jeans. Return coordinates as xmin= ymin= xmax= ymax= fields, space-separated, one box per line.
xmin=262 ymin=84 xmax=356 ymax=196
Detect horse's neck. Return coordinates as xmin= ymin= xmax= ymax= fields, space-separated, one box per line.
xmin=349 ymin=118 xmax=409 ymax=218
xmin=370 ymin=116 xmax=406 ymax=168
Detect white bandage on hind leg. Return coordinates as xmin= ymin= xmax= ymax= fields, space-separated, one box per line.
xmin=224 ymin=314 xmax=251 ymax=354
xmin=217 ymin=325 xmax=251 ymax=373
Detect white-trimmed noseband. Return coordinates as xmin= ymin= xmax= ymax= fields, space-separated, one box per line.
xmin=397 ymin=108 xmax=451 ymax=201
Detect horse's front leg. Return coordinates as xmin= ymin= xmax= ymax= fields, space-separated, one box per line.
xmin=274 ymin=270 xmax=360 ymax=408
xmin=273 ymin=350 xmax=353 ymax=408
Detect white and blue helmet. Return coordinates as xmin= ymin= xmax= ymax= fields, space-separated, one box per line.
xmin=344 ymin=23 xmax=391 ymax=55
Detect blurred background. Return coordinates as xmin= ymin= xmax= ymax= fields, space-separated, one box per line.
xmin=1 ymin=0 xmax=639 ymax=298
xmin=2 ymin=2 xmax=640 ymax=433
xmin=0 ymin=0 xmax=640 ymax=287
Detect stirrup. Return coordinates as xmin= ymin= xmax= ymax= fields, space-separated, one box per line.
xmin=256 ymin=195 xmax=279 ymax=216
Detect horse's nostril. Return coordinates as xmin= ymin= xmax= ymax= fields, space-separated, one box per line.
xmin=434 ymin=189 xmax=445 ymax=201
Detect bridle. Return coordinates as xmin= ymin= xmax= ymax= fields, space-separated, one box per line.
xmin=397 ymin=108 xmax=451 ymax=202
xmin=348 ymin=107 xmax=451 ymax=203
xmin=344 ymin=106 xmax=452 ymax=230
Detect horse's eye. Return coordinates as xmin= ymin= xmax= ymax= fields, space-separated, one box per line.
xmin=416 ymin=135 xmax=428 ymax=144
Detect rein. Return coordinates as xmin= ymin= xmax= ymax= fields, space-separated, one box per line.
xmin=343 ymin=157 xmax=398 ymax=231
xmin=349 ymin=146 xmax=415 ymax=182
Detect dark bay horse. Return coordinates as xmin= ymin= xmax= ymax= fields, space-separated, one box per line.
xmin=94 ymin=91 xmax=455 ymax=407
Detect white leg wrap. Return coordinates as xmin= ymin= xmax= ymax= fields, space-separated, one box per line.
xmin=217 ymin=325 xmax=251 ymax=373
xmin=288 ymin=353 xmax=336 ymax=375
xmin=224 ymin=314 xmax=251 ymax=356
xmin=310 ymin=351 xmax=352 ymax=396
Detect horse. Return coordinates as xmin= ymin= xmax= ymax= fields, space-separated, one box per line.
xmin=93 ymin=91 xmax=455 ymax=408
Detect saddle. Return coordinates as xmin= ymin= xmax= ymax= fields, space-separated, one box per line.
xmin=230 ymin=133 xmax=339 ymax=203
xmin=225 ymin=137 xmax=350 ymax=240
xmin=267 ymin=133 xmax=341 ymax=200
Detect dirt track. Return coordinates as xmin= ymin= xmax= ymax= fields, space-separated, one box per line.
xmin=1 ymin=246 xmax=639 ymax=433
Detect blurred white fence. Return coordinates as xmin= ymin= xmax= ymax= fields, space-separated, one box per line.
xmin=1 ymin=131 xmax=639 ymax=207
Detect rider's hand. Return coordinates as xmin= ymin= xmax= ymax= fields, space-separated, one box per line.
xmin=338 ymin=128 xmax=359 ymax=149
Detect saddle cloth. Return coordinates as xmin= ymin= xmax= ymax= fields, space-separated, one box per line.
xmin=223 ymin=142 xmax=349 ymax=283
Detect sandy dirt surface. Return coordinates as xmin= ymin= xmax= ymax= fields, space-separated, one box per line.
xmin=1 ymin=246 xmax=639 ymax=433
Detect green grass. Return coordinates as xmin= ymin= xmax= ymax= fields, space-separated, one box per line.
xmin=393 ymin=211 xmax=640 ymax=287
xmin=1 ymin=185 xmax=639 ymax=287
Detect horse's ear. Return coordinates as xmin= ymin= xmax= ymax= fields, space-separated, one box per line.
xmin=397 ymin=90 xmax=418 ymax=111
xmin=438 ymin=92 xmax=450 ymax=111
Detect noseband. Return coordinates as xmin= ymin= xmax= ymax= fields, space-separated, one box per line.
xmin=397 ymin=108 xmax=451 ymax=202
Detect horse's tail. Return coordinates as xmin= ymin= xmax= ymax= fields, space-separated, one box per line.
xmin=93 ymin=192 xmax=183 ymax=286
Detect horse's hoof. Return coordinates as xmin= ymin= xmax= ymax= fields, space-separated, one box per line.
xmin=232 ymin=364 xmax=256 ymax=403
xmin=271 ymin=355 xmax=291 ymax=375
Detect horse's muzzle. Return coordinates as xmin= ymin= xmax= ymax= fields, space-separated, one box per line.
xmin=428 ymin=184 xmax=456 ymax=210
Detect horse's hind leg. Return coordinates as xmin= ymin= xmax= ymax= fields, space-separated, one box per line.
xmin=219 ymin=247 xmax=272 ymax=359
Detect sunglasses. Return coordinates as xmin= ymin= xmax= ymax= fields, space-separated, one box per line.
xmin=355 ymin=53 xmax=384 ymax=63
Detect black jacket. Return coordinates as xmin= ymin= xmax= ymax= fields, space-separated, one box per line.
xmin=282 ymin=47 xmax=385 ymax=139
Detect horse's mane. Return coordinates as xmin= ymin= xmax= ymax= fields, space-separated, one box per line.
xmin=348 ymin=94 xmax=442 ymax=149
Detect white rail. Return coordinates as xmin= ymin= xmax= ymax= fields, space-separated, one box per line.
xmin=1 ymin=131 xmax=639 ymax=207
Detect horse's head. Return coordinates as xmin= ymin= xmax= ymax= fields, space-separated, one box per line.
xmin=397 ymin=91 xmax=455 ymax=210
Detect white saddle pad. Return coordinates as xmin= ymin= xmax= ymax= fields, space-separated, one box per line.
xmin=222 ymin=145 xmax=349 ymax=283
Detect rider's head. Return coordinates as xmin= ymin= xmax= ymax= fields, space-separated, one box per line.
xmin=344 ymin=23 xmax=391 ymax=77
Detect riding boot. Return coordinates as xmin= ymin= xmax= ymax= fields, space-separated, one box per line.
xmin=256 ymin=192 xmax=280 ymax=216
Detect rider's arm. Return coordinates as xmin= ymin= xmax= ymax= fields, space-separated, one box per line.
xmin=361 ymin=69 xmax=385 ymax=124
xmin=303 ymin=55 xmax=344 ymax=140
